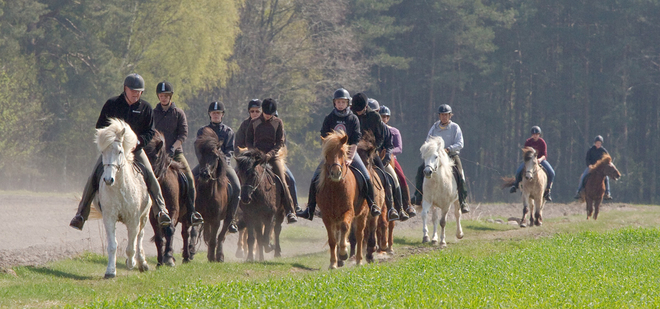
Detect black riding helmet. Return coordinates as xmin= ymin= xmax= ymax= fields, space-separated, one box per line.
xmin=208 ymin=101 xmax=225 ymax=113
xmin=594 ymin=135 xmax=604 ymax=143
xmin=262 ymin=98 xmax=277 ymax=115
xmin=438 ymin=104 xmax=452 ymax=114
xmin=124 ymin=73 xmax=145 ymax=91
xmin=248 ymin=99 xmax=262 ymax=110
xmin=350 ymin=93 xmax=369 ymax=112
xmin=156 ymin=81 xmax=173 ymax=94
xmin=367 ymin=98 xmax=380 ymax=111
xmin=333 ymin=88 xmax=351 ymax=101
xmin=531 ymin=126 xmax=542 ymax=135
xmin=379 ymin=105 xmax=391 ymax=116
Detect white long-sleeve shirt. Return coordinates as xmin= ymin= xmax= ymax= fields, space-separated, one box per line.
xmin=426 ymin=120 xmax=464 ymax=155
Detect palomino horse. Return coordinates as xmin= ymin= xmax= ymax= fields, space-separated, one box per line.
xmin=581 ymin=154 xmax=621 ymax=220
xmin=419 ymin=136 xmax=464 ymax=248
xmin=317 ymin=131 xmax=367 ymax=268
xmin=234 ymin=149 xmax=286 ymax=261
xmin=503 ymin=147 xmax=548 ymax=227
xmin=144 ymin=131 xmax=198 ymax=266
xmin=94 ymin=118 xmax=151 ymax=278
xmin=194 ymin=128 xmax=230 ymax=262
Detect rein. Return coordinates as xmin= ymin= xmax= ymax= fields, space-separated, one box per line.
xmin=242 ymin=164 xmax=268 ymax=196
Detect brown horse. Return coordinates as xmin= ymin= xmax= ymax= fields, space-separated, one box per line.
xmin=582 ymin=154 xmax=621 ymax=220
xmin=144 ymin=131 xmax=198 ymax=266
xmin=234 ymin=149 xmax=286 ymax=261
xmin=194 ymin=127 xmax=230 ymax=262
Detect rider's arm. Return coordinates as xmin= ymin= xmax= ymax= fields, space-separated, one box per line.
xmin=172 ymin=109 xmax=188 ymax=153
xmin=446 ymin=124 xmax=464 ymax=153
xmin=266 ymin=120 xmax=285 ymax=159
xmin=223 ymin=129 xmax=235 ymax=165
xmin=390 ymin=127 xmax=402 ymax=156
xmin=137 ymin=105 xmax=156 ymax=148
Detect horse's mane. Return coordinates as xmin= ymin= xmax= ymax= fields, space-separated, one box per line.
xmin=522 ymin=147 xmax=538 ymax=162
xmin=357 ymin=130 xmax=376 ymax=169
xmin=318 ymin=130 xmax=349 ymax=189
xmin=144 ymin=131 xmax=184 ymax=179
xmin=589 ymin=153 xmax=612 ymax=172
xmin=194 ymin=127 xmax=228 ymax=179
xmin=420 ymin=135 xmax=452 ymax=169
xmin=235 ymin=148 xmax=266 ymax=173
xmin=96 ymin=118 xmax=137 ymax=162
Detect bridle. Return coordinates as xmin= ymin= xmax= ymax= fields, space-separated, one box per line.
xmin=241 ymin=164 xmax=268 ymax=199
xmin=327 ymin=161 xmax=347 ymax=181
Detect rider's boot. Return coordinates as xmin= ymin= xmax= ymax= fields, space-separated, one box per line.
xmin=296 ymin=176 xmax=318 ymax=221
xmin=185 ymin=183 xmax=204 ymax=227
xmin=604 ymin=192 xmax=612 ymax=200
xmin=70 ymin=161 xmax=103 ymax=230
xmin=574 ymin=190 xmax=582 ymax=200
xmin=393 ymin=185 xmax=408 ymax=221
xmin=544 ymin=188 xmax=553 ymax=202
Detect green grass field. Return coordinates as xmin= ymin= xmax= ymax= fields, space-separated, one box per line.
xmin=2 ymin=205 xmax=660 ymax=308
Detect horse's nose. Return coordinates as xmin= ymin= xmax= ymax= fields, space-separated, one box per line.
xmin=423 ymin=167 xmax=433 ymax=178
xmin=525 ymin=172 xmax=532 ymax=180
xmin=104 ymin=177 xmax=114 ymax=186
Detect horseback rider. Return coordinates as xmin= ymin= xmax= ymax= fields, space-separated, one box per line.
xmin=70 ymin=73 xmax=172 ymax=230
xmin=245 ymin=98 xmax=298 ymax=223
xmin=152 ymin=81 xmax=204 ymax=226
xmin=352 ymin=93 xmax=399 ymax=221
xmin=509 ymin=126 xmax=555 ymax=201
xmin=368 ymin=98 xmax=409 ymax=221
xmin=194 ymin=101 xmax=242 ymax=233
xmin=379 ymin=105 xmax=417 ymax=218
xmin=296 ymin=88 xmax=381 ymax=221
xmin=411 ymin=104 xmax=470 ymax=213
xmin=236 ymin=99 xmax=301 ymax=212
xmin=574 ymin=135 xmax=612 ymax=200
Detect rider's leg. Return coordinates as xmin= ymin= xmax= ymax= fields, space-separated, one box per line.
xmin=296 ymin=163 xmax=321 ymax=220
xmin=393 ymin=158 xmax=416 ymax=217
xmin=270 ymin=156 xmax=298 ymax=223
xmin=575 ymin=168 xmax=589 ymax=199
xmin=374 ymin=156 xmax=398 ymax=221
xmin=384 ymin=163 xmax=407 ymax=221
xmin=412 ymin=163 xmax=424 ymax=205
xmin=452 ymin=155 xmax=470 ymax=213
xmin=135 ymin=150 xmax=172 ymax=226
xmin=350 ymin=155 xmax=381 ymax=217
xmin=70 ymin=156 xmax=103 ymax=230
xmin=173 ymin=152 xmax=203 ymax=226
xmin=284 ymin=167 xmax=300 ymax=212
xmin=510 ymin=163 xmax=525 ymax=193
xmin=225 ymin=166 xmax=242 ymax=232
xmin=540 ymin=160 xmax=555 ymax=201
xmin=604 ymin=176 xmax=612 ymax=199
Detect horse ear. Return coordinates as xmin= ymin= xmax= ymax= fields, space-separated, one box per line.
xmin=340 ymin=134 xmax=348 ymax=145
xmin=118 ymin=127 xmax=126 ymax=138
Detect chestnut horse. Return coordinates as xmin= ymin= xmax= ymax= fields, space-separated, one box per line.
xmin=582 ymin=154 xmax=621 ymax=220
xmin=194 ymin=128 xmax=230 ymax=262
xmin=234 ymin=149 xmax=286 ymax=261
xmin=316 ymin=131 xmax=368 ymax=268
xmin=144 ymin=131 xmax=198 ymax=267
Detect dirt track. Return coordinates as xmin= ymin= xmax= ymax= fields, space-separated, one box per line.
xmin=0 ymin=191 xmax=629 ymax=268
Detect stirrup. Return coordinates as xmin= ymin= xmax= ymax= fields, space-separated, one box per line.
xmin=604 ymin=193 xmax=612 ymax=200
xmin=370 ymin=203 xmax=382 ymax=217
xmin=286 ymin=212 xmax=298 ymax=224
xmin=190 ymin=212 xmax=204 ymax=226
xmin=296 ymin=207 xmax=314 ymax=221
xmin=406 ymin=206 xmax=417 ymax=218
xmin=387 ymin=208 xmax=399 ymax=222
xmin=399 ymin=209 xmax=410 ymax=222
xmin=158 ymin=211 xmax=172 ymax=227
xmin=228 ymin=221 xmax=239 ymax=234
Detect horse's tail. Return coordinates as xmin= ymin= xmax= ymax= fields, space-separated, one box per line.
xmin=501 ymin=177 xmax=516 ymax=189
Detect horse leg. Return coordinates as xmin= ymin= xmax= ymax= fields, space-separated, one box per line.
xmin=366 ymin=217 xmax=378 ymax=262
xmin=151 ymin=214 xmax=165 ymax=267
xmin=324 ymin=219 xmax=338 ymax=269
xmin=216 ymin=220 xmax=230 ymax=263
xmin=377 ymin=213 xmax=387 ymax=252
xmin=438 ymin=205 xmax=449 ymax=248
xmin=387 ymin=220 xmax=395 ymax=254
xmin=235 ymin=228 xmax=246 ymax=259
xmin=274 ymin=217 xmax=283 ymax=258
xmin=163 ymin=225 xmax=176 ymax=267
xmin=339 ymin=220 xmax=351 ymax=263
xmin=182 ymin=222 xmax=191 ymax=263
xmin=454 ymin=200 xmax=464 ymax=240
xmin=586 ymin=198 xmax=594 ymax=220
xmin=520 ymin=196 xmax=529 ymax=228
xmin=104 ymin=218 xmax=118 ymax=279
xmin=125 ymin=220 xmax=138 ymax=271
xmin=534 ymin=197 xmax=543 ymax=226
xmin=431 ymin=206 xmax=439 ymax=244
xmin=206 ymin=223 xmax=219 ymax=262
xmin=527 ymin=196 xmax=536 ymax=227
xmin=136 ymin=213 xmax=150 ymax=272
xmin=348 ymin=225 xmax=356 ymax=259
xmin=593 ymin=198 xmax=602 ymax=220
xmin=421 ymin=200 xmax=430 ymax=243
xmin=189 ymin=224 xmax=199 ymax=260
xmin=354 ymin=217 xmax=366 ymax=266
xmin=246 ymin=224 xmax=256 ymax=262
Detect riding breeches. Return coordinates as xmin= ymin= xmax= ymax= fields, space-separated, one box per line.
xmin=284 ymin=167 xmax=299 ymax=209
xmin=268 ymin=156 xmax=295 ymax=214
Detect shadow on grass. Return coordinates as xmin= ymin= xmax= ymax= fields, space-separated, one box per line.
xmin=26 ymin=266 xmax=95 ymax=280
xmin=393 ymin=237 xmax=418 ymax=246
xmin=290 ymin=263 xmax=319 ymax=271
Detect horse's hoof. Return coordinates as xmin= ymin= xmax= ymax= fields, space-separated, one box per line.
xmin=431 ymin=239 xmax=438 ymax=245
xmin=387 ymin=249 xmax=394 ymax=255
xmin=519 ymin=223 xmax=527 ymax=228
xmin=337 ymin=260 xmax=345 ymax=267
xmin=422 ymin=236 xmax=430 ymax=243
xmin=457 ymin=233 xmax=464 ymax=240
xmin=274 ymin=252 xmax=281 ymax=258
xmin=139 ymin=263 xmax=149 ymax=272
xmin=104 ymin=273 xmax=116 ymax=279
xmin=182 ymin=258 xmax=190 ymax=264
xmin=329 ymin=264 xmax=337 ymax=270
xmin=164 ymin=260 xmax=175 ymax=267
xmin=126 ymin=259 xmax=135 ymax=270
xmin=264 ymin=243 xmax=274 ymax=253
xmin=339 ymin=252 xmax=349 ymax=261
xmin=440 ymin=243 xmax=447 ymax=249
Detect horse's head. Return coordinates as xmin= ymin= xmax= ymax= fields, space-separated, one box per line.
xmin=194 ymin=127 xmax=227 ymax=182
xmin=420 ymin=136 xmax=447 ymax=178
xmin=96 ymin=118 xmax=137 ymax=186
xmin=144 ymin=131 xmax=169 ymax=178
xmin=357 ymin=131 xmax=376 ymax=169
xmin=321 ymin=131 xmax=349 ymax=183
xmin=235 ymin=149 xmax=266 ymax=203
xmin=591 ymin=154 xmax=621 ymax=180
xmin=522 ymin=147 xmax=538 ymax=180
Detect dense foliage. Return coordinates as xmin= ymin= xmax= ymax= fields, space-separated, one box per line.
xmin=2 ymin=0 xmax=660 ymax=203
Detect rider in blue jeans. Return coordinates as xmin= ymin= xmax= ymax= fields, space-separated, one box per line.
xmin=509 ymin=126 xmax=555 ymax=201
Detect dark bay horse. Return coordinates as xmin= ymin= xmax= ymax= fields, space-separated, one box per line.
xmin=144 ymin=131 xmax=198 ymax=266
xmin=316 ymin=131 xmax=367 ymax=268
xmin=582 ymin=154 xmax=621 ymax=220
xmin=194 ymin=127 xmax=230 ymax=262
xmin=234 ymin=149 xmax=286 ymax=261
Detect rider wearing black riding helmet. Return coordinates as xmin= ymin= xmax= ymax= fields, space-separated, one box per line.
xmin=411 ymin=104 xmax=470 ymax=213
xmin=153 ymin=81 xmax=203 ymax=226
xmin=297 ymin=88 xmax=382 ymax=220
xmin=195 ymin=101 xmax=242 ymax=233
xmin=574 ymin=135 xmax=612 ymax=200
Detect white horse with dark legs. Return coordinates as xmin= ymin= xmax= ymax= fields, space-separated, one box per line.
xmin=95 ymin=118 xmax=151 ymax=278
xmin=419 ymin=136 xmax=464 ymax=248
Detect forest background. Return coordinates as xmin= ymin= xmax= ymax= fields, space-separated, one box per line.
xmin=2 ymin=0 xmax=659 ymax=204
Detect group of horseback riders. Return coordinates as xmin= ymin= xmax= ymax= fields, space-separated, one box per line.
xmin=69 ymin=73 xmax=613 ymax=233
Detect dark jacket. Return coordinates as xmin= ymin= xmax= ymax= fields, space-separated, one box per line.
xmin=235 ymin=117 xmax=251 ymax=149
xmin=246 ymin=115 xmax=285 ymax=158
xmin=320 ymin=109 xmax=361 ymax=145
xmin=153 ymin=102 xmax=188 ymax=155
xmin=96 ymin=93 xmax=155 ymax=151
xmin=197 ymin=122 xmax=235 ymax=165
xmin=586 ymin=146 xmax=609 ymax=166
xmin=356 ymin=108 xmax=393 ymax=163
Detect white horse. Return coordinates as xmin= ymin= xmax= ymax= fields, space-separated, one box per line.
xmin=95 ymin=118 xmax=151 ymax=278
xmin=419 ymin=136 xmax=464 ymax=248
xmin=518 ymin=147 xmax=547 ymax=227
